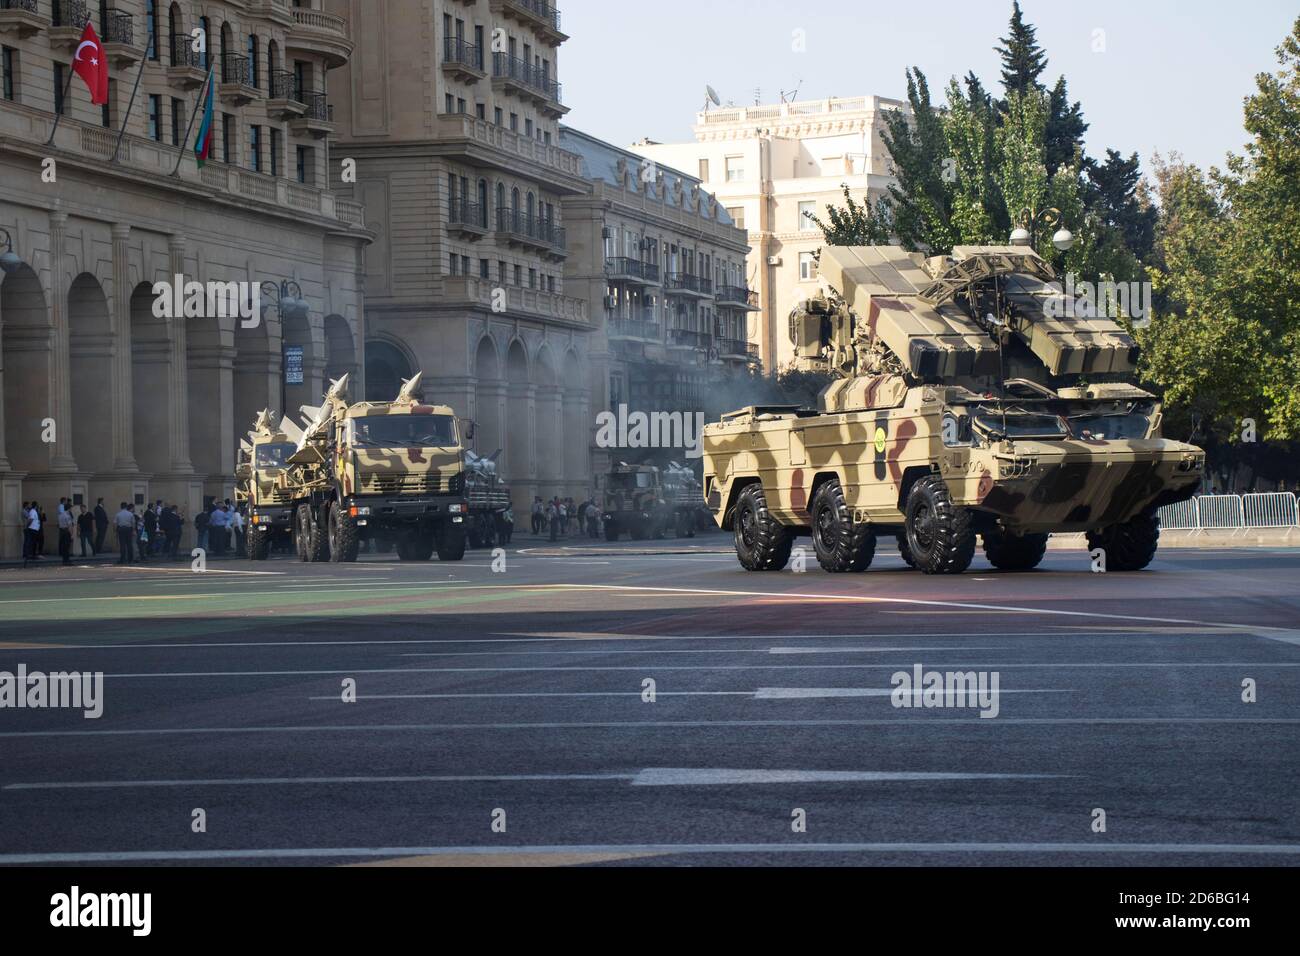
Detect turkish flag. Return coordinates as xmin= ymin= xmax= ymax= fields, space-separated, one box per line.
xmin=72 ymin=23 xmax=109 ymax=106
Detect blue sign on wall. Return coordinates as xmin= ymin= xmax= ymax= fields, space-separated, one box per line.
xmin=284 ymin=346 xmax=304 ymax=385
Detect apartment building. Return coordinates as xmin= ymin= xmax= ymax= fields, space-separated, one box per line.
xmin=559 ymin=125 xmax=758 ymax=471
xmin=327 ymin=0 xmax=593 ymax=508
xmin=632 ymin=95 xmax=904 ymax=373
xmin=0 ymin=0 xmax=369 ymax=558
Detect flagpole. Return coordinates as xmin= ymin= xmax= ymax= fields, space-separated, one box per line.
xmin=170 ymin=69 xmax=212 ymax=177
xmin=43 ymin=12 xmax=94 ymax=147
xmin=110 ymin=47 xmax=150 ymax=163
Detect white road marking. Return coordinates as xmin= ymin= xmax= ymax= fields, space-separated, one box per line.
xmin=631 ymin=768 xmax=1068 ymax=785
xmin=308 ymin=691 xmax=753 ymax=700
xmin=0 ymin=842 xmax=1296 ymax=864
xmin=754 ymin=687 xmax=1072 ymax=699
xmin=768 ymin=646 xmax=1002 ymax=655
xmin=399 ymin=646 xmax=991 ymax=658
xmin=4 ymin=773 xmax=634 ymax=791
xmin=106 ymin=565 xmax=284 ymax=576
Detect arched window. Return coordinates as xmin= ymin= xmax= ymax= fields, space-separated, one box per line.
xmin=219 ymin=24 xmax=231 ymax=81
xmin=199 ymin=17 xmax=210 ymax=70
xmin=364 ymin=341 xmax=415 ymax=403
xmin=268 ymin=40 xmax=280 ymax=93
xmin=477 ymin=180 xmax=488 ymax=228
xmin=168 ymin=4 xmax=181 ymax=66
xmin=248 ymin=35 xmax=260 ymax=88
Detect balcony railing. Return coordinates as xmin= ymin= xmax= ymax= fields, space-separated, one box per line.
xmin=491 ymin=52 xmax=561 ymax=104
xmin=496 ymin=210 xmax=565 ymax=249
xmin=605 ymin=257 xmax=644 ymax=280
xmin=443 ymin=37 xmax=484 ymax=71
xmin=104 ymin=9 xmax=133 ymax=44
xmin=717 ymin=285 xmax=755 ymax=306
xmin=669 ymin=329 xmax=711 ymax=350
xmin=450 ymin=199 xmax=489 ymax=230
xmin=270 ymin=69 xmax=300 ymax=101
xmin=170 ymin=34 xmax=203 ymax=69
xmin=51 ymin=0 xmax=85 ymax=28
xmin=608 ymin=319 xmax=661 ymax=341
xmin=716 ymin=337 xmax=759 ymax=358
xmin=0 ymin=0 xmax=40 ymax=12
xmin=300 ymin=90 xmax=332 ymax=122
xmin=503 ymin=0 xmax=561 ymax=32
xmin=222 ymin=53 xmax=251 ymax=86
xmin=665 ymin=273 xmax=713 ymax=295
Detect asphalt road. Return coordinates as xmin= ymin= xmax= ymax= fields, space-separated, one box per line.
xmin=1 ymin=533 xmax=1298 ymax=866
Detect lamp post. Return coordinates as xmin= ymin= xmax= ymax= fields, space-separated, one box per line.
xmin=0 ymin=227 xmax=23 ymax=275
xmin=260 ymin=280 xmax=310 ymax=417
xmin=1010 ymin=206 xmax=1074 ymax=253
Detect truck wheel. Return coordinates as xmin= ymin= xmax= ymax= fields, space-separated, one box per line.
xmin=295 ymin=506 xmax=311 ymax=562
xmin=733 ymin=483 xmax=793 ymax=571
xmin=247 ymin=528 xmax=270 ymax=561
xmin=396 ymin=532 xmax=434 ymax=562
xmin=1086 ymin=512 xmax=1159 ymax=571
xmin=306 ymin=510 xmax=330 ymax=563
xmin=604 ymin=523 xmax=619 ymax=542
xmin=904 ymin=474 xmax=974 ymax=575
xmin=436 ymin=523 xmax=467 ymax=561
xmin=328 ymin=503 xmax=360 ymax=563
xmin=983 ymin=529 xmax=1049 ymax=571
xmin=810 ymin=479 xmax=876 ymax=572
xmin=895 ymin=531 xmax=916 ymax=569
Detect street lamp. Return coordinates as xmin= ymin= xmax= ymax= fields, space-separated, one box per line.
xmin=0 ymin=227 xmax=22 ymax=275
xmin=1010 ymin=207 xmax=1074 ymax=252
xmin=260 ymin=279 xmax=309 ymax=323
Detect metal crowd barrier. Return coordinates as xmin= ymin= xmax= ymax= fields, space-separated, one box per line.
xmin=1156 ymin=493 xmax=1299 ymax=531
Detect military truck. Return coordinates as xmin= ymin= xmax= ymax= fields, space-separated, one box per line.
xmin=281 ymin=372 xmax=471 ymax=562
xmin=601 ymin=461 xmax=704 ymax=541
xmin=462 ymin=449 xmax=513 ymax=549
xmin=236 ymin=410 xmax=305 ymax=560
xmin=702 ymin=245 xmax=1205 ymax=574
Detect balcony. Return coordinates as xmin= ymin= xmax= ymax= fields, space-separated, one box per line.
xmin=0 ymin=0 xmax=46 ymax=39
xmin=286 ymin=6 xmax=352 ymax=69
xmin=48 ymin=0 xmax=86 ymax=49
xmin=442 ymin=37 xmax=485 ymax=83
xmin=607 ymin=319 xmax=662 ymax=343
xmin=167 ymin=35 xmax=207 ymax=89
xmin=716 ymin=337 xmax=760 ymax=362
xmin=449 ymin=199 xmax=489 ymax=239
xmin=716 ymin=284 xmax=761 ymax=310
xmin=605 ymin=257 xmax=647 ymax=282
xmin=429 ymin=113 xmax=585 ymax=190
xmin=219 ymin=53 xmax=259 ymax=106
xmin=266 ymin=70 xmax=306 ymax=120
xmin=491 ymin=52 xmax=566 ymax=117
xmin=443 ymin=276 xmax=587 ymax=326
xmin=664 ymin=273 xmax=714 ymax=299
xmin=669 ymin=329 xmax=712 ymax=351
xmin=288 ymin=91 xmax=333 ymax=138
xmin=101 ymin=9 xmax=142 ymax=65
xmin=495 ymin=209 xmax=566 ymax=258
xmin=489 ymin=0 xmax=566 ymax=45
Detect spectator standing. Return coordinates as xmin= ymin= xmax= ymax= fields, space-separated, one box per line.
xmin=77 ymin=506 xmax=95 ymax=558
xmin=531 ymin=497 xmax=543 ymax=535
xmin=114 ymin=503 xmax=135 ymax=565
xmin=23 ymin=501 xmax=41 ymax=564
xmin=231 ymin=507 xmax=246 ymax=557
xmin=57 ymin=506 xmax=74 ymax=566
xmin=93 ymin=498 xmax=109 ymax=554
xmin=195 ymin=507 xmax=210 ymax=552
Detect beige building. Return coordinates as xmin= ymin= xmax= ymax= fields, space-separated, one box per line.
xmin=327 ymin=0 xmax=593 ymax=509
xmin=0 ymin=0 xmax=368 ymax=559
xmin=632 ymin=95 xmax=904 ymax=373
xmin=559 ymin=124 xmax=759 ymax=472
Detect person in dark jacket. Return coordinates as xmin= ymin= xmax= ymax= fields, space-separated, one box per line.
xmin=93 ymin=499 xmax=109 ymax=554
xmin=77 ymin=506 xmax=95 ymax=557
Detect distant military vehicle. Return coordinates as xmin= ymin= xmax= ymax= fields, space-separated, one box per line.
xmin=236 ymin=409 xmax=304 ymax=560
xmin=280 ymin=372 xmax=471 ymax=562
xmin=702 ymin=244 xmax=1205 ymax=574
xmin=462 ymin=449 xmax=513 ymax=549
xmin=601 ymin=461 xmax=705 ymax=541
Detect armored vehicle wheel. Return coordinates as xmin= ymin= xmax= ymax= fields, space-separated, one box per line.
xmin=306 ymin=511 xmax=330 ymax=563
xmin=982 ymin=529 xmax=1049 ymax=571
xmin=604 ymin=523 xmax=619 ymax=542
xmin=295 ymin=506 xmax=311 ymax=562
xmin=247 ymin=527 xmax=271 ymax=561
xmin=1086 ymin=511 xmax=1159 ymax=571
xmin=732 ymin=483 xmax=793 ymax=571
xmin=895 ymin=531 xmax=917 ymax=569
xmin=810 ymin=479 xmax=876 ymax=572
xmin=396 ymin=532 xmax=434 ymax=562
xmin=904 ymin=475 xmax=974 ymax=575
xmin=328 ymin=502 xmax=360 ymax=563
xmin=436 ymin=524 xmax=467 ymax=561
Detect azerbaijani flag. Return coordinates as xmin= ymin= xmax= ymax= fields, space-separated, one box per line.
xmin=193 ymin=69 xmax=215 ymax=168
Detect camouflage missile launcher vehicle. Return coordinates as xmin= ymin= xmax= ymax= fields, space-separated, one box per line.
xmin=601 ymin=461 xmax=704 ymax=541
xmin=236 ymin=409 xmax=306 ymax=560
xmin=462 ymin=449 xmax=513 ymax=549
xmin=281 ymin=372 xmax=471 ymax=563
xmin=702 ymin=244 xmax=1205 ymax=574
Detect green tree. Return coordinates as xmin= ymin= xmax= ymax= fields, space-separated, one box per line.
xmin=1045 ymin=76 xmax=1088 ymax=176
xmin=995 ymin=1 xmax=1047 ymax=97
xmin=878 ymin=68 xmax=961 ymax=254
xmin=806 ymin=183 xmax=892 ymax=246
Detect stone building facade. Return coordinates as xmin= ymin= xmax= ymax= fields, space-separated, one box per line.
xmin=0 ymin=0 xmax=369 ymax=558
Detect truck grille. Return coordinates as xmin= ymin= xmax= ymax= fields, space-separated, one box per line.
xmin=359 ymin=474 xmax=451 ymax=496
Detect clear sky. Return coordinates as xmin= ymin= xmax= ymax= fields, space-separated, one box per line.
xmin=558 ymin=0 xmax=1298 ymax=174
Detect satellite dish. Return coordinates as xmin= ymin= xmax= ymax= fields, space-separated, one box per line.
xmin=702 ymin=85 xmax=721 ymax=112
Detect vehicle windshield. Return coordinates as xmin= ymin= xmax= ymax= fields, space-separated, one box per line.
xmin=1065 ymin=402 xmax=1155 ymax=441
xmin=972 ymin=408 xmax=1069 ymax=440
xmin=255 ymin=443 xmax=296 ymax=468
xmin=608 ymin=472 xmax=654 ymax=490
xmin=351 ymin=414 xmax=457 ymax=448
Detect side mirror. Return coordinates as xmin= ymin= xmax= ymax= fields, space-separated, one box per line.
xmin=462 ymin=420 xmax=476 ymax=441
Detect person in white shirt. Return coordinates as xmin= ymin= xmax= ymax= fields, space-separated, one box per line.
xmin=57 ymin=506 xmax=74 ymax=566
xmin=23 ymin=502 xmax=41 ymax=563
xmin=230 ymin=508 xmax=245 ymax=557
xmin=114 ymin=503 xmax=136 ymax=565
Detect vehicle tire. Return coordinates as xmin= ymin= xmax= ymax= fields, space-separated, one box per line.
xmin=396 ymin=531 xmax=434 ymax=562
xmin=982 ymin=529 xmax=1049 ymax=571
xmin=295 ymin=506 xmax=311 ymax=562
xmin=904 ymin=474 xmax=974 ymax=575
xmin=247 ymin=527 xmax=270 ymax=561
xmin=436 ymin=523 xmax=467 ymax=562
xmin=895 ymin=530 xmax=916 ymax=569
xmin=732 ymin=483 xmax=793 ymax=571
xmin=328 ymin=503 xmax=360 ymax=563
xmin=1086 ymin=511 xmax=1160 ymax=571
xmin=809 ymin=479 xmax=876 ymax=572
xmin=604 ymin=523 xmax=619 ymax=542
xmin=306 ymin=509 xmax=330 ymax=563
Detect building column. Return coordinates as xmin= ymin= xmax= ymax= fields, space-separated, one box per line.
xmin=47 ymin=211 xmax=76 ymax=471
xmin=110 ymin=223 xmax=138 ymax=472
xmin=167 ymin=235 xmax=194 ymax=474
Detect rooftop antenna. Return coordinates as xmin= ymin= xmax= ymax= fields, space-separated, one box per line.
xmin=701 ymin=85 xmax=721 ymax=112
xmin=752 ymin=87 xmax=762 ymax=105
xmin=779 ymin=80 xmax=803 ymax=104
